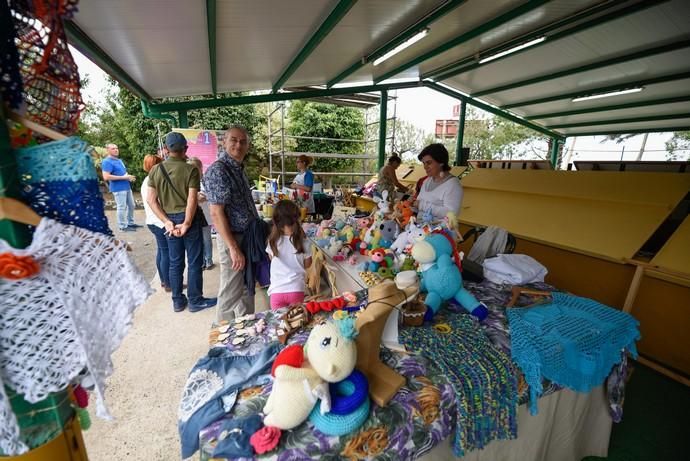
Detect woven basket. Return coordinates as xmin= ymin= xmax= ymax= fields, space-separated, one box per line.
xmin=402 ymin=300 xmax=426 ymax=327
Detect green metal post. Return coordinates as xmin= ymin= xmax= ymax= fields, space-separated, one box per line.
xmin=178 ymin=110 xmax=189 ymax=128
xmin=0 ymin=113 xmax=31 ymax=249
xmin=454 ymin=101 xmax=466 ymax=166
xmin=549 ymin=138 xmax=561 ymax=169
xmin=206 ymin=0 xmax=217 ymax=95
xmin=378 ymin=90 xmax=388 ymax=169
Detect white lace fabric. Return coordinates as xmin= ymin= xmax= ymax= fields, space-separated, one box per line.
xmin=0 ymin=218 xmax=153 ymax=455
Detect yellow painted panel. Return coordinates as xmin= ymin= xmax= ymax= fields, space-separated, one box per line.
xmin=651 ymin=215 xmax=690 ymax=275
xmin=632 ymin=275 xmax=690 ymax=376
xmin=460 ymin=169 xmax=690 ymax=261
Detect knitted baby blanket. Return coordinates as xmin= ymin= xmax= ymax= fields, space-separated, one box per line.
xmin=400 ymin=313 xmax=518 ymax=456
xmin=507 ymin=292 xmax=640 ymax=415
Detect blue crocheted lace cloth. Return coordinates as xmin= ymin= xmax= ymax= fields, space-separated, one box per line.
xmin=507 ymin=292 xmax=640 ymax=415
xmin=16 ymin=137 xmax=112 ymax=235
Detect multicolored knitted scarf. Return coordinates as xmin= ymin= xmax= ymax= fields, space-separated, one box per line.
xmin=400 ymin=312 xmax=518 ymax=456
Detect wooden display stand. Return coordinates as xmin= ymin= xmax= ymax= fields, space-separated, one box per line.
xmin=7 ymin=417 xmax=88 ymax=461
xmin=355 ymin=280 xmax=418 ymax=406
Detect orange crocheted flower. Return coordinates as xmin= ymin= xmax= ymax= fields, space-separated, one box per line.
xmin=0 ymin=253 xmax=40 ymax=280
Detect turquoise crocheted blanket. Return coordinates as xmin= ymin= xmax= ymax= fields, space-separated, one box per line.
xmin=507 ymin=292 xmax=640 ymax=415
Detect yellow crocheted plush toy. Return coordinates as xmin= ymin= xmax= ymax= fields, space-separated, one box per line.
xmin=263 ymin=318 xmax=358 ymax=430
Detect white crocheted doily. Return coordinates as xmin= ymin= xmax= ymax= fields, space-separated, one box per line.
xmin=0 ymin=218 xmax=153 ymax=455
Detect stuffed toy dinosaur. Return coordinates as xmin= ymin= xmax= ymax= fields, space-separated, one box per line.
xmin=411 ymin=232 xmax=488 ymax=321
xmin=263 ymin=318 xmax=358 ymax=430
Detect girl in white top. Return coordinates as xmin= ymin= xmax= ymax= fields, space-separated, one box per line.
xmin=415 ymin=143 xmax=463 ymax=221
xmin=266 ymin=200 xmax=312 ymax=310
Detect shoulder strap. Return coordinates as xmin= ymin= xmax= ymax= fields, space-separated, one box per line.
xmin=158 ymin=163 xmax=188 ymax=202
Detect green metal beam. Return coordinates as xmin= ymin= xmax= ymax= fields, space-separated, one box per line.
xmin=428 ymin=0 xmax=667 ymax=82
xmin=64 ymin=20 xmax=153 ymax=102
xmin=378 ymin=90 xmax=388 ymax=169
xmin=454 ymin=101 xmax=466 ymax=166
xmin=569 ymin=125 xmax=690 ymax=137
xmin=272 ymin=0 xmax=357 ymax=93
xmin=549 ymin=138 xmax=562 ymax=168
xmin=525 ymin=95 xmax=690 ymax=120
xmin=424 ymin=82 xmax=565 ymax=140
xmin=374 ymin=0 xmax=549 ymax=84
xmin=206 ymin=0 xmax=217 ymax=95
xmin=473 ymin=38 xmax=690 ymax=98
xmin=326 ymin=0 xmax=467 ymax=88
xmin=141 ymin=101 xmax=177 ymax=126
xmin=503 ymin=71 xmax=690 ymax=109
xmin=148 ymin=81 xmax=422 ymax=112
xmin=546 ymin=113 xmax=690 ymax=129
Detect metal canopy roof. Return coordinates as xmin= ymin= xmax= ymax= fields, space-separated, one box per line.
xmin=66 ymin=0 xmax=690 ymax=138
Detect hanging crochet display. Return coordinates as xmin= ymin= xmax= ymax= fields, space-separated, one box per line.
xmin=0 ymin=218 xmax=153 ymax=455
xmin=8 ymin=0 xmax=84 ymax=134
xmin=16 ymin=137 xmax=112 ymax=235
xmin=507 ymin=292 xmax=640 ymax=415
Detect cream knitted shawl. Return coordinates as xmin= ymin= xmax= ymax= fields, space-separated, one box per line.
xmin=0 ymin=218 xmax=152 ymax=455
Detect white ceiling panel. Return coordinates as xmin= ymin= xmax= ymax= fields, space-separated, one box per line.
xmin=215 ymin=0 xmax=337 ymax=93
xmin=560 ymin=116 xmax=690 ymax=136
xmin=72 ymin=0 xmax=211 ymax=98
xmin=444 ymin=1 xmax=690 ymax=105
xmin=289 ymin=0 xmax=444 ymax=87
xmin=537 ymin=101 xmax=690 ymax=127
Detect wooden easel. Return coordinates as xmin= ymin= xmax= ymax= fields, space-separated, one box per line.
xmin=0 ymin=197 xmax=41 ymax=226
xmin=355 ymin=280 xmax=419 ymax=406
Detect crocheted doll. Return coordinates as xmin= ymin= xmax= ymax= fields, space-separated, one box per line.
xmin=411 ymin=232 xmax=488 ymax=321
xmin=263 ymin=318 xmax=358 ymax=429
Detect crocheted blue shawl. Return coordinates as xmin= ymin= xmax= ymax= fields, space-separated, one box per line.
xmin=507 ymin=292 xmax=639 ymax=415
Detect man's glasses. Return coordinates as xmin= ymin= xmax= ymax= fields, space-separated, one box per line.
xmin=228 ymin=137 xmax=248 ymax=146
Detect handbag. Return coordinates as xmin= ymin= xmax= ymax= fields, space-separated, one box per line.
xmin=156 ymin=164 xmax=209 ymax=227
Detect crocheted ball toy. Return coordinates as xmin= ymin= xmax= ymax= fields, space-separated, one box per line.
xmin=411 ymin=233 xmax=488 ymax=321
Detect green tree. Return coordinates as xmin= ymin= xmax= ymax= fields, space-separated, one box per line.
xmin=421 ymin=107 xmax=548 ymax=163
xmin=665 ymin=131 xmax=690 ymax=160
xmin=286 ymin=101 xmax=365 ymax=183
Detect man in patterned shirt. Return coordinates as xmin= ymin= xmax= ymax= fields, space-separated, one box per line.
xmin=203 ymin=125 xmax=259 ymax=321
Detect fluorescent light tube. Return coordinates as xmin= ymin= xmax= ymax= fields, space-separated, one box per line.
xmin=478 ymin=36 xmax=546 ymax=64
xmin=572 ymin=87 xmax=643 ymax=102
xmin=373 ymin=29 xmax=429 ymax=66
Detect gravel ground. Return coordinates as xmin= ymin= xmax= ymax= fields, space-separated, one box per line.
xmin=82 ymin=208 xmax=269 ymax=460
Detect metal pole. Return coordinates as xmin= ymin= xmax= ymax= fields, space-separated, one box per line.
xmin=178 ymin=110 xmax=189 ymax=128
xmin=455 ymin=101 xmax=467 ymax=166
xmin=549 ymin=137 xmax=561 ymax=169
xmin=281 ymin=103 xmax=286 ymax=189
xmin=0 ymin=113 xmax=31 ymax=248
xmin=378 ymin=90 xmax=388 ymax=169
xmin=268 ymin=102 xmax=273 ymax=183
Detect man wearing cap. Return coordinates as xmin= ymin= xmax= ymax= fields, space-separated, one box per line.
xmin=101 ymin=143 xmax=141 ymax=232
xmin=203 ymin=124 xmax=259 ymax=321
xmin=147 ymin=132 xmax=217 ymax=313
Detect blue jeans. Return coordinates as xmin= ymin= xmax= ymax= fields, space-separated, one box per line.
xmin=148 ymin=224 xmax=170 ymax=287
xmin=166 ymin=212 xmax=203 ymax=306
xmin=178 ymin=343 xmax=279 ymax=458
xmin=112 ymin=189 xmax=135 ymax=229
xmin=202 ymin=226 xmax=213 ymax=265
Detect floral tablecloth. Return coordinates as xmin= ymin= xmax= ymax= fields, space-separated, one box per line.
xmin=197 ymin=281 xmax=625 ymax=460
